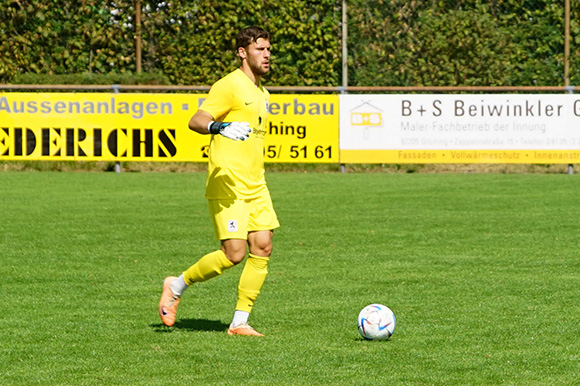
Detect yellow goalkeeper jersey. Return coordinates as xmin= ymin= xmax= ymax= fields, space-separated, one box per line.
xmin=200 ymin=69 xmax=270 ymax=199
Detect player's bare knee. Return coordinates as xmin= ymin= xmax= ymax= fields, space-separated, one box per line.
xmin=250 ymin=241 xmax=273 ymax=257
xmin=221 ymin=240 xmax=247 ymax=264
xmin=261 ymin=243 xmax=273 ymax=257
xmin=248 ymin=231 xmax=273 ymax=257
xmin=224 ymin=249 xmax=246 ymax=265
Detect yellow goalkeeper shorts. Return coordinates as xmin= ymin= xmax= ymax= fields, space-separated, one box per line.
xmin=208 ymin=189 xmax=280 ymax=241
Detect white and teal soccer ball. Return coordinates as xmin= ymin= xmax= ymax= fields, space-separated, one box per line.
xmin=357 ymin=304 xmax=396 ymax=341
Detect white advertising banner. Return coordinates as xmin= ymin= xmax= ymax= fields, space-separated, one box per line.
xmin=340 ymin=94 xmax=580 ymax=163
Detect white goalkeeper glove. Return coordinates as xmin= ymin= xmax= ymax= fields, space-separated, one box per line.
xmin=207 ymin=121 xmax=252 ymax=141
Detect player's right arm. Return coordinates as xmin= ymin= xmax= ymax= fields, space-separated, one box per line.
xmin=189 ymin=109 xmax=251 ymax=141
xmin=188 ymin=109 xmax=214 ymax=135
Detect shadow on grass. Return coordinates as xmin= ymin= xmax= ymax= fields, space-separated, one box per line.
xmin=151 ymin=318 xmax=229 ymax=333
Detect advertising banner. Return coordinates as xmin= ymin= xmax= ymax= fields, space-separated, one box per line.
xmin=340 ymin=94 xmax=580 ymax=164
xmin=264 ymin=94 xmax=338 ymax=163
xmin=0 ymin=93 xmax=339 ymax=163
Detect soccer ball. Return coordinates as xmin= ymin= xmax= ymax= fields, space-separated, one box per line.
xmin=357 ymin=304 xmax=396 ymax=341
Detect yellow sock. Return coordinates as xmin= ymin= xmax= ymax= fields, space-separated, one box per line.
xmin=183 ymin=250 xmax=234 ymax=285
xmin=236 ymin=253 xmax=270 ymax=313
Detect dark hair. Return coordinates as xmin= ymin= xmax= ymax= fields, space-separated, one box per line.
xmin=236 ymin=26 xmax=270 ymax=50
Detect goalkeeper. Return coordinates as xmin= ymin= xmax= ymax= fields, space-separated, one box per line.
xmin=158 ymin=26 xmax=279 ymax=336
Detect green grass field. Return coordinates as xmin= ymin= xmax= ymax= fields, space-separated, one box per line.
xmin=1 ymin=171 xmax=579 ymax=385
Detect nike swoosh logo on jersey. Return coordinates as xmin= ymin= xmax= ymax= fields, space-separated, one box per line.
xmin=245 ymin=101 xmax=254 ymax=105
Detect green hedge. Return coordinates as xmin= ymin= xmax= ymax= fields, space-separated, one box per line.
xmin=1 ymin=0 xmax=578 ymax=87
xmin=348 ymin=0 xmax=580 ymax=87
xmin=12 ymin=72 xmax=170 ymax=85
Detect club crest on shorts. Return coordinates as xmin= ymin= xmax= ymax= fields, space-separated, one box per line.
xmin=227 ymin=220 xmax=238 ymax=232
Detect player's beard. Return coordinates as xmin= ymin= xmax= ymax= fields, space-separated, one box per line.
xmin=249 ymin=58 xmax=269 ymax=77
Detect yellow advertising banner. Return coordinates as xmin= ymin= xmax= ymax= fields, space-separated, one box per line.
xmin=0 ymin=93 xmax=339 ymax=163
xmin=264 ymin=94 xmax=338 ymax=163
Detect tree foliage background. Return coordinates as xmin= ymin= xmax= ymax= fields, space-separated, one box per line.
xmin=1 ymin=0 xmax=578 ymax=87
